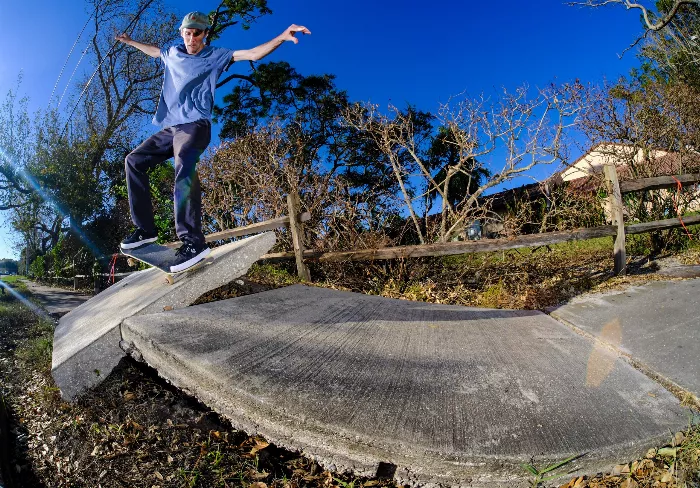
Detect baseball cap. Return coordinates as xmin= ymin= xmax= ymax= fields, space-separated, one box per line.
xmin=180 ymin=11 xmax=210 ymax=31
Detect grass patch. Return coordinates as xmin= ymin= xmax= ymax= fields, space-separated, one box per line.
xmin=0 ymin=274 xmax=26 ymax=285
xmin=248 ymin=263 xmax=300 ymax=287
xmin=558 ymin=422 xmax=700 ymax=487
xmin=14 ymin=319 xmax=55 ymax=372
xmin=312 ymin=239 xmax=613 ymax=310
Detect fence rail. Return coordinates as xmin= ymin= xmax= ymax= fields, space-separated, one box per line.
xmin=619 ymin=173 xmax=700 ymax=193
xmin=258 ymin=215 xmax=700 ymax=263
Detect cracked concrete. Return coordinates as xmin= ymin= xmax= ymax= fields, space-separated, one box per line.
xmin=51 ymin=232 xmax=276 ymax=401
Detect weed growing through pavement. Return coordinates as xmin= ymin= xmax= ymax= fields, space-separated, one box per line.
xmin=334 ymin=477 xmax=357 ymax=488
xmin=522 ymin=453 xmax=583 ymax=487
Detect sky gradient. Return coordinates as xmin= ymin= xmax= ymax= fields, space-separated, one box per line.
xmin=0 ymin=0 xmax=648 ymax=259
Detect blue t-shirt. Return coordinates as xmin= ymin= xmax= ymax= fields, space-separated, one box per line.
xmin=153 ymin=44 xmax=234 ymax=128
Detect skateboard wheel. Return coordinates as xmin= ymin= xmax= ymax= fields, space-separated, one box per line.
xmin=127 ymin=258 xmax=136 ymax=267
xmin=165 ymin=275 xmax=174 ymax=285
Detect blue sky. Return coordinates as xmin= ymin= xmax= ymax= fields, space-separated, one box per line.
xmin=0 ymin=0 xmax=646 ymax=259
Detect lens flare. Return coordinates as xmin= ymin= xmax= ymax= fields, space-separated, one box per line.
xmin=0 ymin=280 xmax=52 ymax=320
xmin=0 ymin=146 xmax=103 ymax=258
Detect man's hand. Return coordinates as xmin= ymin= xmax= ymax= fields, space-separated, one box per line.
xmin=232 ymin=24 xmax=311 ymax=62
xmin=281 ymin=24 xmax=311 ymax=44
xmin=114 ymin=33 xmax=161 ymax=58
xmin=115 ymin=32 xmax=133 ymax=45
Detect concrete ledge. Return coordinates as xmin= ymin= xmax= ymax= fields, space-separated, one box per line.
xmin=122 ymin=285 xmax=687 ymax=487
xmin=51 ymin=232 xmax=276 ymax=401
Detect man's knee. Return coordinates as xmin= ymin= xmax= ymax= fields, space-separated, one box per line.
xmin=125 ymin=150 xmax=149 ymax=173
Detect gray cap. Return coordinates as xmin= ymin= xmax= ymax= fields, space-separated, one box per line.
xmin=180 ymin=11 xmax=210 ymax=30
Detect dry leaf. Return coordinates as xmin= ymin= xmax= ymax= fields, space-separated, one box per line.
xmin=658 ymin=447 xmax=677 ymax=458
xmin=250 ymin=438 xmax=270 ymax=455
xmin=620 ymin=478 xmax=638 ymax=488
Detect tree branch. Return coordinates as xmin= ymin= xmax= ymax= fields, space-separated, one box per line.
xmin=570 ymin=0 xmax=700 ymax=31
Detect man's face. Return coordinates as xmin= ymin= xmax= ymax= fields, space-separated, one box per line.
xmin=181 ymin=28 xmax=206 ymax=54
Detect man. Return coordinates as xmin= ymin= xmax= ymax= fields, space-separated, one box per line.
xmin=116 ymin=12 xmax=311 ymax=272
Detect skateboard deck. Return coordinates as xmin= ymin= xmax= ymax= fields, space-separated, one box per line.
xmin=121 ymin=243 xmax=212 ymax=284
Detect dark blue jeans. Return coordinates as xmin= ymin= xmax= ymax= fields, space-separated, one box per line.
xmin=125 ymin=119 xmax=211 ymax=246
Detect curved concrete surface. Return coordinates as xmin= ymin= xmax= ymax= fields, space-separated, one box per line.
xmin=121 ymin=285 xmax=689 ymax=487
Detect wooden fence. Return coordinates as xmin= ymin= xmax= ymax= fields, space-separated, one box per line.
xmin=262 ymin=169 xmax=700 ymax=278
xmin=46 ymin=170 xmax=700 ymax=288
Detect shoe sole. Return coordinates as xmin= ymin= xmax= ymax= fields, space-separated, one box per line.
xmin=120 ymin=237 xmax=158 ymax=250
xmin=170 ymin=247 xmax=211 ymax=273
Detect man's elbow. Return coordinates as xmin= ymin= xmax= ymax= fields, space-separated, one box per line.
xmin=247 ymin=50 xmax=263 ymax=61
xmin=233 ymin=50 xmax=259 ymax=62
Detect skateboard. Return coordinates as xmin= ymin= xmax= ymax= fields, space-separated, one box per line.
xmin=121 ymin=243 xmax=213 ymax=285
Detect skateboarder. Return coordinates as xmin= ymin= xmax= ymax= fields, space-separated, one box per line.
xmin=116 ymin=12 xmax=311 ymax=271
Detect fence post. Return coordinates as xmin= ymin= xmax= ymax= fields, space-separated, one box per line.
xmin=604 ymin=164 xmax=627 ymax=275
xmin=93 ymin=259 xmax=102 ymax=294
xmin=287 ymin=192 xmax=311 ymax=282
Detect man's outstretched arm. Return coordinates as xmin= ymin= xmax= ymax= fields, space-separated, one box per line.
xmin=232 ymin=24 xmax=311 ymax=62
xmin=115 ymin=33 xmax=161 ymax=58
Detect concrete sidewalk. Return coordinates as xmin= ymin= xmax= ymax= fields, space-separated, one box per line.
xmin=550 ymin=279 xmax=700 ymax=398
xmin=121 ymin=284 xmax=693 ymax=487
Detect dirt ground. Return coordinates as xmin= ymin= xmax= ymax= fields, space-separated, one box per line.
xmin=1 ymin=245 xmax=699 ymax=487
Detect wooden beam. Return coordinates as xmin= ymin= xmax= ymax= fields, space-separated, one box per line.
xmin=163 ymin=213 xmax=311 ymax=248
xmin=259 ymin=225 xmax=619 ymax=262
xmin=619 ymin=173 xmax=700 ymax=194
xmin=287 ymin=193 xmax=311 ymax=281
xmin=604 ymin=164 xmax=627 ymax=276
xmin=626 ymin=214 xmax=700 ymax=234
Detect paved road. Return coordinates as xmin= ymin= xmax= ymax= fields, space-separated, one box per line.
xmin=23 ymin=281 xmax=92 ymax=317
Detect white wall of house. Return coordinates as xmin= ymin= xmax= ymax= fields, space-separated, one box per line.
xmin=561 ymin=143 xmax=669 ymax=181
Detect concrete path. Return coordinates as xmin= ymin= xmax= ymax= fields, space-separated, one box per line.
xmin=551 ymin=278 xmax=700 ymax=399
xmin=23 ymin=281 xmax=91 ymax=317
xmin=51 ymin=232 xmax=276 ymax=401
xmin=121 ymin=284 xmax=691 ymax=487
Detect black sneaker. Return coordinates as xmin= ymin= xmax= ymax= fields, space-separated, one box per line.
xmin=120 ymin=228 xmax=158 ymax=250
xmin=170 ymin=241 xmax=211 ymax=273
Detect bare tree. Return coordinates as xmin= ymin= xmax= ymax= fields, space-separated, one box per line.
xmin=343 ymin=84 xmax=583 ymax=243
xmin=200 ymin=121 xmax=410 ymax=253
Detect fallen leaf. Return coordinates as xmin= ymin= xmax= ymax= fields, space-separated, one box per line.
xmin=657 ymin=447 xmax=677 ymax=458
xmin=250 ymin=438 xmax=270 ymax=455
xmin=620 ymin=478 xmax=638 ymax=488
